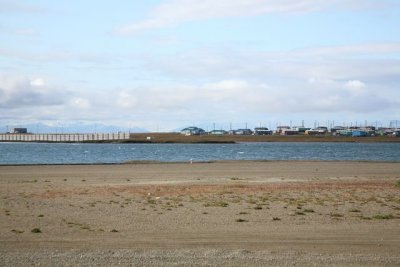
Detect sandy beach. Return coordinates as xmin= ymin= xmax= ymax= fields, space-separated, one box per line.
xmin=1 ymin=161 xmax=400 ymax=266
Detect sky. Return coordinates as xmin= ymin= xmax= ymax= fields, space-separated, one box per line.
xmin=1 ymin=0 xmax=400 ymax=132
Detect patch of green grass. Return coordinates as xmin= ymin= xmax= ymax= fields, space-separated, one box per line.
xmin=239 ymin=211 xmax=249 ymax=215
xmin=253 ymin=205 xmax=263 ymax=210
xmin=373 ymin=214 xmax=394 ymax=220
xmin=303 ymin=209 xmax=314 ymax=213
xmin=395 ymin=180 xmax=400 ymax=188
xmin=272 ymin=217 xmax=281 ymax=221
xmin=38 ymin=214 xmax=44 ymax=217
xmin=110 ymin=229 xmax=119 ymax=232
xmin=230 ymin=177 xmax=241 ymax=181
xmin=295 ymin=211 xmax=305 ymax=215
xmin=31 ymin=228 xmax=42 ymax=233
xmin=235 ymin=218 xmax=248 ymax=222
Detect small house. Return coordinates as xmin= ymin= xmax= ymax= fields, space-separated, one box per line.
xmin=254 ymin=127 xmax=273 ymax=135
xmin=13 ymin=128 xmax=28 ymax=134
xmin=352 ymin=130 xmax=368 ymax=137
xmin=180 ymin=127 xmax=205 ymax=136
xmin=209 ymin=130 xmax=227 ymax=135
xmin=234 ymin=129 xmax=253 ymax=135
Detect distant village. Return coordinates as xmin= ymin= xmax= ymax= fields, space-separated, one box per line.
xmin=1 ymin=123 xmax=400 ymax=143
xmin=180 ymin=125 xmax=400 ymax=137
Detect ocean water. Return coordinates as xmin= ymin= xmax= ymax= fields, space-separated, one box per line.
xmin=0 ymin=142 xmax=399 ymax=164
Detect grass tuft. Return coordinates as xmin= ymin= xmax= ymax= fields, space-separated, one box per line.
xmin=349 ymin=208 xmax=360 ymax=213
xmin=204 ymin=201 xmax=229 ymax=207
xmin=31 ymin=228 xmax=42 ymax=233
xmin=235 ymin=218 xmax=248 ymax=222
xmin=373 ymin=214 xmax=394 ymax=220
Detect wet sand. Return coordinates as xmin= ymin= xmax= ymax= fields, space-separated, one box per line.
xmin=1 ymin=161 xmax=400 ymax=266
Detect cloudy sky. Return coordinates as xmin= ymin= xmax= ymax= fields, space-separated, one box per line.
xmin=1 ymin=0 xmax=400 ymax=132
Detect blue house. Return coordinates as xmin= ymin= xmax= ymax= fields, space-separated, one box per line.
xmin=352 ymin=130 xmax=368 ymax=137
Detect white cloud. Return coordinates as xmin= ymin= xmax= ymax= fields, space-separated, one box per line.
xmin=345 ymin=80 xmax=366 ymax=95
xmin=0 ymin=75 xmax=68 ymax=108
xmin=30 ymin=78 xmax=45 ymax=87
xmin=0 ymin=46 xmax=119 ymax=64
xmin=292 ymin=43 xmax=400 ymax=58
xmin=70 ymin=97 xmax=90 ymax=109
xmin=142 ymin=43 xmax=400 ymax=84
xmin=0 ymin=25 xmax=40 ymax=36
xmin=14 ymin=28 xmax=39 ymax=36
xmin=1 ymin=41 xmax=399 ymax=129
xmin=115 ymin=0 xmax=392 ymax=34
xmin=110 ymin=78 xmax=395 ymax=118
xmin=0 ymin=0 xmax=44 ymax=14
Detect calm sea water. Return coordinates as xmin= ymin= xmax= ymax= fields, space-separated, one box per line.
xmin=0 ymin=142 xmax=399 ymax=164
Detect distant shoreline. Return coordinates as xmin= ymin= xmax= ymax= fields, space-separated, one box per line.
xmin=1 ymin=132 xmax=400 ymax=143
xmin=126 ymin=133 xmax=400 ymax=143
xmin=1 ymin=159 xmax=400 ymax=167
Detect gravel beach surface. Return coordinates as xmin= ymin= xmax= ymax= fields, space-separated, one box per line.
xmin=1 ymin=161 xmax=400 ymax=266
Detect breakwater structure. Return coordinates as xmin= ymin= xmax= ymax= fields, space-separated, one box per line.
xmin=0 ymin=132 xmax=130 ymax=142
